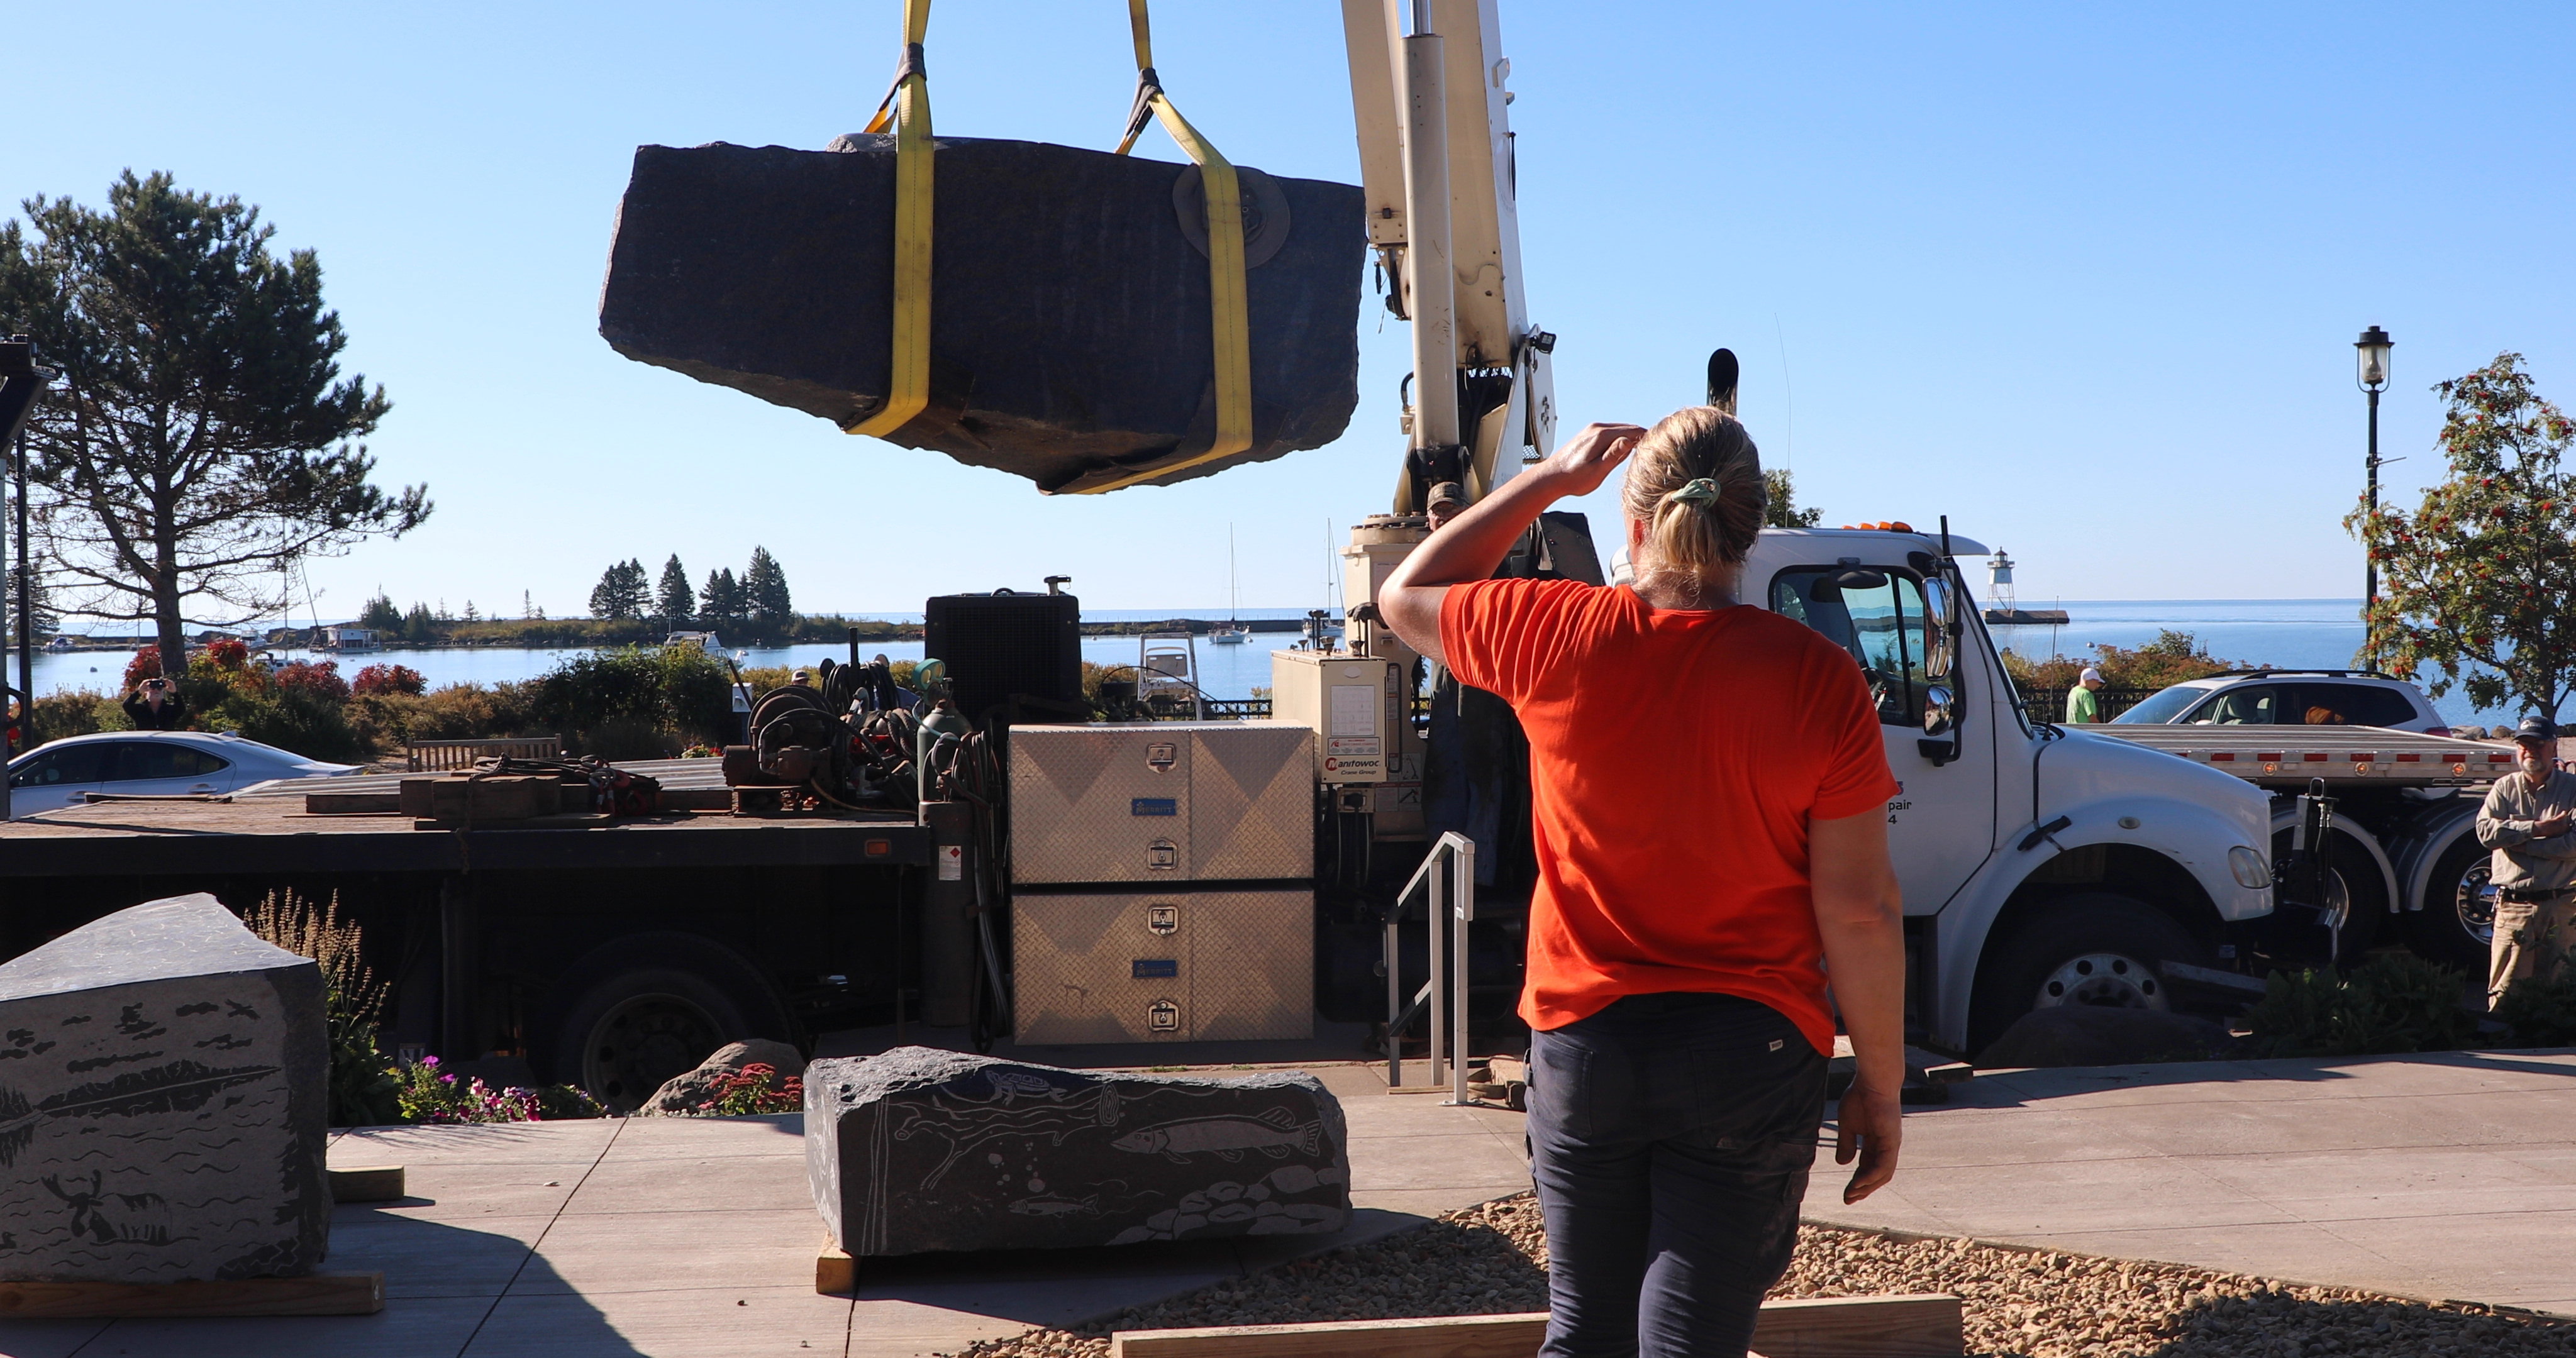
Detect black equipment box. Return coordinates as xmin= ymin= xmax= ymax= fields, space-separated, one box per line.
xmin=924 ymin=591 xmax=1082 ymax=725
xmin=598 ymin=136 xmax=1365 ymax=494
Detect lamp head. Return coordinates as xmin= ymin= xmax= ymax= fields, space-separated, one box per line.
xmin=2355 ymin=326 xmax=2393 ymax=391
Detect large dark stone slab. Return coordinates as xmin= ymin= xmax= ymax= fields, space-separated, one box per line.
xmin=598 ymin=136 xmax=1365 ymax=494
xmin=0 ymin=894 xmax=329 ymax=1281
xmin=806 ymin=1047 xmax=1348 ymax=1256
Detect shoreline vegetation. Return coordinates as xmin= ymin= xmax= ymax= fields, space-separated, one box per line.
xmin=35 ymin=614 xmax=1318 ymax=653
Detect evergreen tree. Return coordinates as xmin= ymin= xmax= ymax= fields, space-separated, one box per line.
xmin=521 ymin=589 xmax=535 ymax=621
xmin=462 ymin=600 xmax=479 ymax=622
xmin=656 ymin=555 xmax=695 ymax=622
xmin=3 ymin=563 xmax=60 ymax=643
xmin=358 ymin=592 xmax=402 ymax=630
xmin=0 ymin=172 xmax=429 ymax=665
xmin=744 ymin=547 xmax=792 ymax=630
xmin=1763 ymin=468 xmax=1824 ymax=528
xmin=402 ymin=602 xmax=435 ymax=644
xmin=587 ymin=558 xmax=648 ymax=621
xmin=701 ymin=567 xmax=745 ymax=626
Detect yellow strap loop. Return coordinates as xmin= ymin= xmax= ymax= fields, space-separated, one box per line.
xmin=846 ymin=0 xmax=935 ymax=439
xmin=1080 ymin=0 xmax=1253 ymax=494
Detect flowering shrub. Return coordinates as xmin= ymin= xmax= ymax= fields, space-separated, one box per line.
xmin=123 ymin=646 xmax=164 ymax=688
xmin=274 ymin=659 xmax=350 ymax=702
xmin=393 ymin=1056 xmax=606 ymax=1123
xmin=352 ymin=663 xmax=428 ymax=697
xmin=205 ymin=638 xmax=252 ymax=670
xmin=701 ymin=1062 xmax=802 ymax=1116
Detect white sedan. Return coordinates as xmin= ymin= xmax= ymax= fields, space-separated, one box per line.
xmin=6 ymin=731 xmax=362 ymax=819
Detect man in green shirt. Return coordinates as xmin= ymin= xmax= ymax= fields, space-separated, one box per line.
xmin=2065 ymin=666 xmax=2104 ymax=723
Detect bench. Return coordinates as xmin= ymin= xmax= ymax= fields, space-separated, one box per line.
xmin=405 ymin=737 xmax=563 ymax=773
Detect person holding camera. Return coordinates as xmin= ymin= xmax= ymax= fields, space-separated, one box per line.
xmin=121 ymin=677 xmax=189 ymax=731
xmin=1380 ymin=411 xmax=1905 ymax=1358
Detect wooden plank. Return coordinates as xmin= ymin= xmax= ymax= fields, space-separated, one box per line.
xmin=816 ymin=1244 xmax=855 ymax=1295
xmin=1107 ymin=1295 xmax=1962 ymax=1358
xmin=0 ymin=1272 xmax=385 ymax=1318
xmin=305 ymin=791 xmax=402 ymax=814
xmin=328 ymin=1164 xmax=406 ymax=1203
xmin=1752 ymin=1295 xmax=1962 ymax=1357
xmin=1110 ymin=1312 xmax=1546 ymax=1358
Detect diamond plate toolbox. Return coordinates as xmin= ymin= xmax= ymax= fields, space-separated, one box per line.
xmin=1011 ymin=725 xmax=1193 ymax=884
xmin=1013 ymin=890 xmax=1313 ymax=1044
xmin=1010 ymin=724 xmax=1314 ymax=884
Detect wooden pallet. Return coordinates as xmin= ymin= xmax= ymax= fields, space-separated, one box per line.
xmin=1104 ymin=1295 xmax=1963 ymax=1358
xmin=0 ymin=1272 xmax=384 ymax=1318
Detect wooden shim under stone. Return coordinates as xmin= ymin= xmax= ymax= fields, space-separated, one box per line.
xmin=326 ymin=1166 xmax=405 ymax=1203
xmin=806 ymin=1047 xmax=1348 ymax=1257
xmin=598 ymin=136 xmax=1365 ymax=494
xmin=0 ymin=895 xmax=330 ymax=1283
xmin=0 ymin=1271 xmax=382 ymax=1318
xmin=1106 ymin=1295 xmax=1963 ymax=1358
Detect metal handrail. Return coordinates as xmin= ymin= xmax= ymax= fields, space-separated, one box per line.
xmin=1384 ymin=831 xmax=1475 ymax=1104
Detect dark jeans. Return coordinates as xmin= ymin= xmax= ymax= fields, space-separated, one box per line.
xmin=1528 ymin=991 xmax=1827 ymax=1358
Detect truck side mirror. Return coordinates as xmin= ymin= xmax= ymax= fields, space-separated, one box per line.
xmin=1921 ymin=685 xmax=1955 ymax=736
xmin=1921 ymin=577 xmax=1955 ymax=680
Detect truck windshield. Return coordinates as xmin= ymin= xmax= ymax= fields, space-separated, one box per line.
xmin=1769 ymin=566 xmax=1931 ymax=727
xmin=2112 ymin=685 xmax=2210 ymax=724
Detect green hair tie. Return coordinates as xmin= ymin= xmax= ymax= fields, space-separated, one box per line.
xmin=1668 ymin=477 xmax=1722 ymax=507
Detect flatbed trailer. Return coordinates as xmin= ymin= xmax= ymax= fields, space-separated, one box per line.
xmin=2089 ymin=724 xmax=2512 ymax=969
xmin=0 ymin=784 xmax=934 ymax=1110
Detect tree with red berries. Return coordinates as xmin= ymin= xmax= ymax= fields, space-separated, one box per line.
xmin=2352 ymin=353 xmax=2576 ymax=722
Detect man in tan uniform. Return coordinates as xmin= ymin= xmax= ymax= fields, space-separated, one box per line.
xmin=2480 ymin=717 xmax=2576 ymax=1005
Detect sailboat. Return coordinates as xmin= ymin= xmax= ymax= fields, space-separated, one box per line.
xmin=1209 ymin=526 xmax=1250 ymax=645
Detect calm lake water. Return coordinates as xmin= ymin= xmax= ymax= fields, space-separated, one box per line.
xmin=25 ymin=599 xmax=2526 ymax=729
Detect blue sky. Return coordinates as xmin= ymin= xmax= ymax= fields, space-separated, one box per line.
xmin=8 ymin=3 xmax=2571 ymax=619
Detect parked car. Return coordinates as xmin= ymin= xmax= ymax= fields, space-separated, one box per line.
xmin=2111 ymin=670 xmax=2448 ymax=734
xmin=5 ymin=731 xmax=362 ymax=819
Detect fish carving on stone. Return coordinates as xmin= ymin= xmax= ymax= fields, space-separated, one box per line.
xmin=1111 ymin=1107 xmax=1323 ymax=1164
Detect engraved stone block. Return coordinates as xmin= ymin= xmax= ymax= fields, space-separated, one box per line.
xmin=806 ymin=1047 xmax=1348 ymax=1257
xmin=0 ymin=894 xmax=328 ymax=1281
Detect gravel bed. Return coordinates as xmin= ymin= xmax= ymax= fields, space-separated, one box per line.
xmin=943 ymin=1193 xmax=2576 ymax=1357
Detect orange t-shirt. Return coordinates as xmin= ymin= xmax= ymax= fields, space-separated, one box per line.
xmin=1440 ymin=578 xmax=1900 ymax=1054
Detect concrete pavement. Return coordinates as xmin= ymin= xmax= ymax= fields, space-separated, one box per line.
xmin=1804 ymin=1047 xmax=2576 ymax=1315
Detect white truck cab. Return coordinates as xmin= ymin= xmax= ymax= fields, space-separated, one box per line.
xmin=1736 ymin=528 xmax=2276 ymax=1051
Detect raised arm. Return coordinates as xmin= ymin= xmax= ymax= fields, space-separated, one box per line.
xmin=1379 ymin=423 xmax=1643 ymax=667
xmin=1809 ymin=806 xmax=1906 ymax=1203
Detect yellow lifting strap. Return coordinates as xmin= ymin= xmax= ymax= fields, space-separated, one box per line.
xmin=845 ymin=0 xmax=935 ymax=440
xmin=1077 ymin=0 xmax=1254 ymax=494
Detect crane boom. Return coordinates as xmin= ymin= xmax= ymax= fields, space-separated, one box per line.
xmin=1340 ymin=0 xmax=1553 ymax=512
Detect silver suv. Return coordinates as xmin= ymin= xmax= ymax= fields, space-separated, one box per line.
xmin=2111 ymin=670 xmax=2447 ymax=734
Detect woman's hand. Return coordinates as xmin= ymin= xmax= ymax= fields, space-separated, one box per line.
xmin=1835 ymin=1077 xmax=1903 ymax=1203
xmin=1531 ymin=422 xmax=1646 ymax=497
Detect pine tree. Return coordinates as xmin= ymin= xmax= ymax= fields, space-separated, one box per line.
xmin=701 ymin=567 xmax=744 ymax=626
xmin=358 ymin=592 xmax=403 ymax=630
xmin=744 ymin=547 xmax=792 ymax=630
xmin=462 ymin=600 xmax=479 ymax=622
xmin=402 ymin=602 xmax=435 ymax=644
xmin=587 ymin=559 xmax=649 ymax=621
xmin=656 ymin=555 xmax=695 ymax=622
xmin=522 ymin=590 xmax=535 ymax=621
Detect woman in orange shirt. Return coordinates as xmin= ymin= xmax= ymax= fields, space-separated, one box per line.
xmin=1381 ymin=411 xmax=1906 ymax=1358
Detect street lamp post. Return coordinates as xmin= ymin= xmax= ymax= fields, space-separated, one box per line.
xmin=2355 ymin=326 xmax=2393 ymax=668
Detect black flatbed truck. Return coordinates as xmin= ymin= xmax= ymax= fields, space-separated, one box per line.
xmin=0 ymin=788 xmax=933 ymax=1110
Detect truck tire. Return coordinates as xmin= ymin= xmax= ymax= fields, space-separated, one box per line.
xmin=1969 ymin=893 xmax=2207 ymax=1052
xmin=2408 ymin=834 xmax=2496 ymax=973
xmin=540 ymin=932 xmax=797 ymax=1112
xmin=2268 ymin=824 xmax=2390 ymax=963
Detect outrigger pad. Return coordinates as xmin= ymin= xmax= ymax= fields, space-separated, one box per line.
xmin=805 ymin=1047 xmax=1348 ymax=1257
xmin=599 ymin=136 xmax=1365 ymax=494
xmin=0 ymin=895 xmax=328 ymax=1282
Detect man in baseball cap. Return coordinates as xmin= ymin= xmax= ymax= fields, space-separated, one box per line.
xmin=2479 ymin=715 xmax=2576 ymax=1006
xmin=2064 ymin=666 xmax=2106 ymax=724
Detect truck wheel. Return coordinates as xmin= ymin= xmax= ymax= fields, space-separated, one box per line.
xmin=541 ymin=933 xmax=796 ymax=1112
xmin=1969 ymin=893 xmax=2206 ymax=1052
xmin=2407 ymin=836 xmax=2496 ymax=973
xmin=2270 ymin=827 xmax=2387 ymax=962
